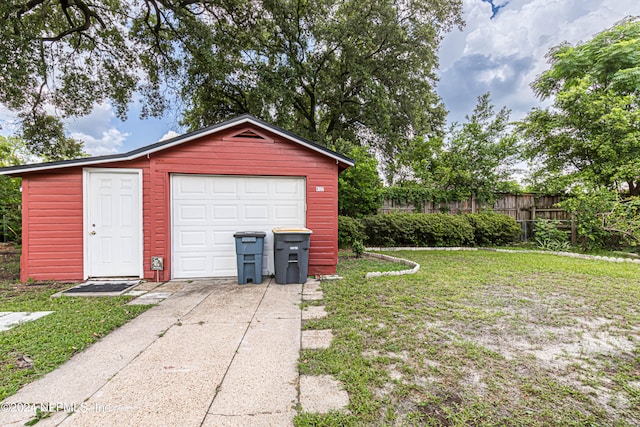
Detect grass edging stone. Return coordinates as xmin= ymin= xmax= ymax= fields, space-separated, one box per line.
xmin=367 ymin=246 xmax=640 ymax=264
xmin=362 ymin=252 xmax=420 ymax=279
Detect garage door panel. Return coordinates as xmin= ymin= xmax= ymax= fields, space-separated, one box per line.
xmin=178 ymin=231 xmax=207 ymax=248
xmin=212 ymin=205 xmax=238 ymax=220
xmin=212 ymin=231 xmax=232 ymax=245
xmin=244 ymin=180 xmax=269 ymax=195
xmin=178 ymin=204 xmax=207 ymax=222
xmin=244 ymin=204 xmax=269 ymax=220
xmin=178 ymin=178 xmax=206 ymax=195
xmin=275 ymin=204 xmax=304 ymax=221
xmin=172 ymin=175 xmax=305 ymax=279
xmin=212 ymin=180 xmax=238 ymax=195
xmin=213 ymin=255 xmax=236 ymax=276
xmin=179 ymin=256 xmax=208 ymax=275
xmin=275 ymin=180 xmax=300 ymax=195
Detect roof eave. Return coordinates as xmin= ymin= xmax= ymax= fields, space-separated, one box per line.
xmin=0 ymin=115 xmax=354 ymax=176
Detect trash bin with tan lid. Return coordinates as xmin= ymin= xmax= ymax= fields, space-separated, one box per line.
xmin=272 ymin=227 xmax=313 ymax=284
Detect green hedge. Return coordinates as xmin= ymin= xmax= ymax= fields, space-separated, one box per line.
xmin=338 ymin=216 xmax=366 ymax=248
xmin=464 ymin=212 xmax=521 ymax=246
xmin=361 ymin=213 xmax=474 ymax=247
xmin=338 ymin=213 xmax=521 ymax=248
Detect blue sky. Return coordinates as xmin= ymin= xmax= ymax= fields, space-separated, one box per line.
xmin=437 ymin=0 xmax=640 ymax=125
xmin=2 ymin=0 xmax=640 ymax=155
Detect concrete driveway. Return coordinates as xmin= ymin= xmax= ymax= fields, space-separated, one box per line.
xmin=0 ymin=279 xmax=304 ymax=426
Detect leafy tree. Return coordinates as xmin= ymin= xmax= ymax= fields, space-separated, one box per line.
xmin=601 ymin=197 xmax=640 ymax=246
xmin=519 ymin=17 xmax=640 ymax=195
xmin=338 ymin=144 xmax=383 ymax=218
xmin=21 ymin=115 xmax=86 ymax=161
xmin=1 ymin=0 xmax=146 ymax=158
xmin=557 ymin=187 xmax=640 ymax=250
xmin=412 ymin=93 xmax=520 ymax=202
xmin=0 ymin=175 xmax=21 ymax=242
xmin=179 ymin=0 xmax=462 ymax=168
xmin=0 ymin=136 xmax=33 ymax=167
xmin=0 ymin=136 xmax=28 ymax=242
xmin=1 ymin=0 xmax=463 ymax=169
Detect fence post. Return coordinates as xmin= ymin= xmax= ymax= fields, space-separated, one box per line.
xmin=519 ymin=221 xmax=527 ymax=242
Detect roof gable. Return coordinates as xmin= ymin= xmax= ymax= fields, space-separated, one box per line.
xmin=0 ymin=115 xmax=354 ymax=175
xmin=224 ymin=127 xmax=274 ymax=142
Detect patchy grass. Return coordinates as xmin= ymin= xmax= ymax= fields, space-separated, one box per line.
xmin=0 ymin=243 xmax=20 ymax=282
xmin=296 ymin=250 xmax=640 ymax=426
xmin=338 ymin=251 xmax=410 ymax=276
xmin=0 ymin=277 xmax=152 ymax=401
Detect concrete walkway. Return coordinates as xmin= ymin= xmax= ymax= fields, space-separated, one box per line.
xmin=0 ymin=279 xmax=302 ymax=426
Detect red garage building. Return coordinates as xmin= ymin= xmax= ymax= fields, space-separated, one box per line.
xmin=0 ymin=115 xmax=353 ymax=283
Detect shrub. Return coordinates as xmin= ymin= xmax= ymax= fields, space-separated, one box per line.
xmin=338 ymin=216 xmax=365 ymax=249
xmin=352 ymin=240 xmax=365 ymax=257
xmin=359 ymin=212 xmax=521 ymax=247
xmin=361 ymin=213 xmax=474 ymax=247
xmin=464 ymin=212 xmax=521 ymax=246
xmin=534 ymin=219 xmax=571 ymax=251
xmin=557 ymin=189 xmax=615 ymax=250
xmin=338 ymin=145 xmax=383 ymax=218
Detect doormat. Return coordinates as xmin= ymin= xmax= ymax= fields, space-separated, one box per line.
xmin=62 ymin=281 xmax=140 ymax=295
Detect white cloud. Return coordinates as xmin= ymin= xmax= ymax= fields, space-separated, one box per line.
xmin=0 ymin=105 xmax=19 ymax=137
xmin=159 ymin=130 xmax=180 ymax=141
xmin=66 ymin=103 xmax=129 ymax=156
xmin=69 ymin=128 xmax=128 ymax=156
xmin=437 ymin=0 xmax=640 ymax=123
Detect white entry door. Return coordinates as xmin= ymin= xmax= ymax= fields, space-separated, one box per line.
xmin=85 ymin=170 xmax=142 ymax=278
xmin=172 ymin=175 xmax=306 ymax=279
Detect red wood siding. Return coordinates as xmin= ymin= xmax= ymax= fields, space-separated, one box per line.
xmin=19 ymin=123 xmax=341 ymax=281
xmin=21 ymin=171 xmax=84 ymax=281
xmin=144 ymin=127 xmax=339 ymax=277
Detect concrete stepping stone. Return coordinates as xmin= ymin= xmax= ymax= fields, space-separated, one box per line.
xmin=302 ymin=305 xmax=327 ymax=320
xmin=302 ymin=280 xmax=323 ymax=301
xmin=302 ymin=281 xmax=322 ymax=294
xmin=301 ymin=329 xmax=333 ymax=349
xmin=299 ymin=375 xmax=349 ymax=413
xmin=125 ymin=290 xmax=147 ymax=297
xmin=131 ymin=281 xmax=161 ymax=291
xmin=0 ymin=311 xmax=54 ymax=332
xmin=302 ymin=287 xmax=323 ymax=301
xmin=127 ymin=292 xmax=172 ymax=305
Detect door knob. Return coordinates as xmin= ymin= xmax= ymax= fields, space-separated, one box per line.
xmin=90 ymin=231 xmax=96 ymax=235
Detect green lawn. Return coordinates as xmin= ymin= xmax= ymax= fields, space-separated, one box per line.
xmin=0 ymin=280 xmax=151 ymax=400
xmin=297 ymin=250 xmax=640 ymax=426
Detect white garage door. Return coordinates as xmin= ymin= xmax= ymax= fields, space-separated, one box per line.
xmin=171 ymin=175 xmax=306 ymax=278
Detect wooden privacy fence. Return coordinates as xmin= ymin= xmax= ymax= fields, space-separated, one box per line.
xmin=1 ymin=205 xmax=20 ymax=243
xmin=380 ymin=193 xmax=575 ymax=243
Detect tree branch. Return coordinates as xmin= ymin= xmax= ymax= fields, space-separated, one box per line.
xmin=41 ymin=0 xmax=107 ymax=42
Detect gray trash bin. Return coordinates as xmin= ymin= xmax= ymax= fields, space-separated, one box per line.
xmin=233 ymin=231 xmax=266 ymax=284
xmin=272 ymin=227 xmax=313 ymax=284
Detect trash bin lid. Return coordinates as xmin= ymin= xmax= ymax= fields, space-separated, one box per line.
xmin=233 ymin=231 xmax=267 ymax=238
xmin=272 ymin=227 xmax=313 ymax=234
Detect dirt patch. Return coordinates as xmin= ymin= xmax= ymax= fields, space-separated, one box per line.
xmin=415 ymin=391 xmax=465 ymax=426
xmin=0 ymin=281 xmax=69 ymax=301
xmin=450 ymin=284 xmax=640 ymax=421
xmin=0 ymin=243 xmax=19 ymax=282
